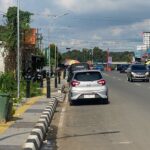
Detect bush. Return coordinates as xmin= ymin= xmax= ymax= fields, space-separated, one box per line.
xmin=0 ymin=72 xmax=17 ymax=97
xmin=0 ymin=72 xmax=42 ymax=103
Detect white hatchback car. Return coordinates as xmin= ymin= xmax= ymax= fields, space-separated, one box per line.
xmin=68 ymin=70 xmax=109 ymax=105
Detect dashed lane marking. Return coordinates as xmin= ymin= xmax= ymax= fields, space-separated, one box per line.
xmin=58 ymin=95 xmax=67 ymax=129
xmin=113 ymin=140 xmax=133 ymax=145
xmin=135 ymin=83 xmax=141 ymax=86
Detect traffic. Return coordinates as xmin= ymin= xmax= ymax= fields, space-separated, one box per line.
xmin=41 ymin=63 xmax=150 ymax=150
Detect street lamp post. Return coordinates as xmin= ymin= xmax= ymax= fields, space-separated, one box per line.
xmin=54 ymin=44 xmax=58 ymax=88
xmin=47 ymin=44 xmax=51 ymax=98
xmin=17 ymin=0 xmax=20 ymax=98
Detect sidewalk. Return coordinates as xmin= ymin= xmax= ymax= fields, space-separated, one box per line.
xmin=0 ymin=77 xmax=66 ymax=150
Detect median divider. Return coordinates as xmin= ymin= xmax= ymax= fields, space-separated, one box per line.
xmin=23 ymin=97 xmax=58 ymax=150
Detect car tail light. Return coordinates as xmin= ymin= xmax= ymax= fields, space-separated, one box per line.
xmin=71 ymin=80 xmax=80 ymax=87
xmin=97 ymin=79 xmax=106 ymax=85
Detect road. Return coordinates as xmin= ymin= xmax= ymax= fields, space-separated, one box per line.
xmin=41 ymin=71 xmax=150 ymax=150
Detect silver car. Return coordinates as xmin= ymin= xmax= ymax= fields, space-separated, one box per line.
xmin=68 ymin=70 xmax=109 ymax=105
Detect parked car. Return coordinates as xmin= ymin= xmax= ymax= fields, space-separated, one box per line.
xmin=116 ymin=64 xmax=122 ymax=71
xmin=120 ymin=64 xmax=130 ymax=73
xmin=68 ymin=70 xmax=109 ymax=105
xmin=146 ymin=65 xmax=150 ymax=77
xmin=67 ymin=62 xmax=90 ymax=82
xmin=94 ymin=63 xmax=104 ymax=71
xmin=126 ymin=64 xmax=149 ymax=82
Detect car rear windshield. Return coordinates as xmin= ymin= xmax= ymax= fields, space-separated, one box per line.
xmin=131 ymin=65 xmax=147 ymax=70
xmin=74 ymin=72 xmax=102 ymax=81
xmin=70 ymin=63 xmax=89 ymax=72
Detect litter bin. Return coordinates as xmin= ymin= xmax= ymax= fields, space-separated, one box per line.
xmin=0 ymin=93 xmax=10 ymax=122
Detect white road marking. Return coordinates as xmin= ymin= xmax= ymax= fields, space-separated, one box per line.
xmin=58 ymin=95 xmax=68 ymax=129
xmin=113 ymin=141 xmax=133 ymax=145
xmin=103 ymin=73 xmax=109 ymax=76
xmin=119 ymin=141 xmax=133 ymax=144
xmin=58 ymin=107 xmax=66 ymax=128
xmin=135 ymin=83 xmax=141 ymax=86
xmin=118 ymin=78 xmax=121 ymax=81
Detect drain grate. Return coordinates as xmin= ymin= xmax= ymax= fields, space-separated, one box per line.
xmin=11 ymin=122 xmax=36 ymax=128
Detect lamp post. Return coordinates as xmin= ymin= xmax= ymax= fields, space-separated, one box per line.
xmin=46 ymin=43 xmax=51 ymax=98
xmin=54 ymin=44 xmax=58 ymax=88
xmin=17 ymin=0 xmax=20 ymax=98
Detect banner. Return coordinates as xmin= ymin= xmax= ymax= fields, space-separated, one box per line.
xmin=108 ymin=56 xmax=112 ymax=64
xmin=24 ymin=28 xmax=37 ymax=45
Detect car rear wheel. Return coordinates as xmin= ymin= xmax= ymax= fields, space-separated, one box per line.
xmin=69 ymin=100 xmax=75 ymax=106
xmin=102 ymin=98 xmax=109 ymax=104
xmin=130 ymin=77 xmax=133 ymax=82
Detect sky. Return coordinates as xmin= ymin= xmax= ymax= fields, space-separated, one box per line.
xmin=1 ymin=0 xmax=150 ymax=52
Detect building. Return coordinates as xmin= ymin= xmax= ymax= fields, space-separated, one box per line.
xmin=0 ymin=41 xmax=5 ymax=72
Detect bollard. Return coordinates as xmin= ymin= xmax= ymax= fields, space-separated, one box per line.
xmin=58 ymin=71 xmax=61 ymax=84
xmin=40 ymin=77 xmax=43 ymax=88
xmin=26 ymin=79 xmax=30 ymax=98
xmin=63 ymin=69 xmax=66 ymax=79
xmin=47 ymin=76 xmax=51 ymax=98
xmin=55 ymin=72 xmax=58 ymax=88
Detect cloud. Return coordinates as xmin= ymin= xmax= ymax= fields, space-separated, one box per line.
xmin=111 ymin=28 xmax=123 ymax=36
xmin=55 ymin=0 xmax=150 ymax=14
xmin=0 ymin=0 xmax=15 ymax=12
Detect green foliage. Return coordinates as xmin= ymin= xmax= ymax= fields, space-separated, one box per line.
xmin=44 ymin=44 xmax=62 ymax=66
xmin=0 ymin=25 xmax=7 ymax=41
xmin=61 ymin=47 xmax=134 ymax=63
xmin=4 ymin=6 xmax=33 ymax=51
xmin=30 ymin=81 xmax=42 ymax=97
xmin=0 ymin=72 xmax=42 ymax=104
xmin=0 ymin=72 xmax=17 ymax=97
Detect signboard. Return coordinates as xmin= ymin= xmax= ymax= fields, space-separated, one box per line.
xmin=108 ymin=56 xmax=112 ymax=64
xmin=24 ymin=28 xmax=37 ymax=45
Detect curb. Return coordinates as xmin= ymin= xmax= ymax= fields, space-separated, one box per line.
xmin=23 ymin=98 xmax=58 ymax=150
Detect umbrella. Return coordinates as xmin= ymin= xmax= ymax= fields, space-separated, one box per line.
xmin=65 ymin=59 xmax=80 ymax=66
xmin=146 ymin=60 xmax=150 ymax=65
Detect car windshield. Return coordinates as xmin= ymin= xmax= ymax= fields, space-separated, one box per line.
xmin=72 ymin=65 xmax=87 ymax=71
xmin=131 ymin=65 xmax=147 ymax=70
xmin=70 ymin=63 xmax=89 ymax=72
xmin=74 ymin=72 xmax=102 ymax=81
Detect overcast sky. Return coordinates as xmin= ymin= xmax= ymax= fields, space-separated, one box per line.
xmin=1 ymin=0 xmax=150 ymax=52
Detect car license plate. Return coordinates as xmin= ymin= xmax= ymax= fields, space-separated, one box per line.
xmin=84 ymin=95 xmax=95 ymax=98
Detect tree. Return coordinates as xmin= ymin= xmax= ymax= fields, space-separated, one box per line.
xmin=3 ymin=7 xmax=33 ymax=72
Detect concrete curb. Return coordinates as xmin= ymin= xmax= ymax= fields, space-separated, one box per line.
xmin=23 ymin=98 xmax=58 ymax=150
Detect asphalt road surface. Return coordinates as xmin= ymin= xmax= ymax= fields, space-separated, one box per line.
xmin=41 ymin=71 xmax=150 ymax=150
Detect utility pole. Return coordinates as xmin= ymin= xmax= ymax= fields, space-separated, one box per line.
xmin=17 ymin=0 xmax=20 ymax=98
xmin=55 ymin=44 xmax=58 ymax=88
xmin=47 ymin=44 xmax=51 ymax=98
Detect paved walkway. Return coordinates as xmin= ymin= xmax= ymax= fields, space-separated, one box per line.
xmin=0 ymin=77 xmax=66 ymax=150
